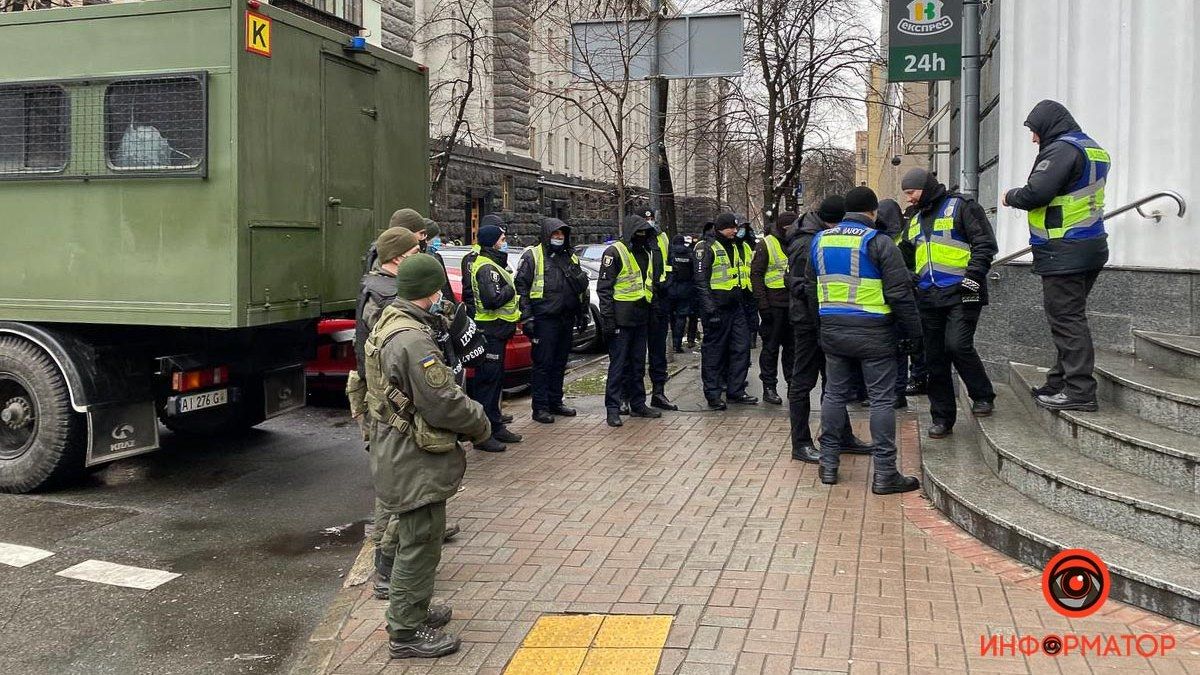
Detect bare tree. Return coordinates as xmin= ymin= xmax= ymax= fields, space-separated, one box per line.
xmin=526 ymin=0 xmax=657 ymax=222
xmin=419 ymin=0 xmax=495 ymax=197
xmin=799 ymin=145 xmax=856 ymax=205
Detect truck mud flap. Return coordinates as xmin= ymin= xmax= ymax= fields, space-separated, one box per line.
xmin=263 ymin=365 xmax=306 ymax=419
xmin=86 ymin=401 xmax=160 ymax=467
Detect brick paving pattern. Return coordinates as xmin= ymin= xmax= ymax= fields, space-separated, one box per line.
xmin=305 ymin=411 xmax=1200 ymax=675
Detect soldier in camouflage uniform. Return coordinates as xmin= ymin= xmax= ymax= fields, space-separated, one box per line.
xmin=364 ymin=254 xmax=491 ymax=659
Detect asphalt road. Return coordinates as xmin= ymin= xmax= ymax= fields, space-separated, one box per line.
xmin=0 ymin=404 xmax=372 ymax=675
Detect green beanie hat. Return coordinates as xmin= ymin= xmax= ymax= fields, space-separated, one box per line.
xmin=421 ymin=218 xmax=441 ymax=239
xmin=389 ymin=208 xmax=425 ymax=231
xmin=395 ymin=254 xmax=448 ymax=300
xmin=375 ymin=227 xmax=419 ymax=262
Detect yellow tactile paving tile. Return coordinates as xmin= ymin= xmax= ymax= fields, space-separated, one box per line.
xmin=592 ymin=614 xmax=673 ymax=649
xmin=578 ymin=647 xmax=663 ymax=675
xmin=520 ymin=614 xmax=605 ymax=648
xmin=504 ymin=647 xmax=588 ymax=675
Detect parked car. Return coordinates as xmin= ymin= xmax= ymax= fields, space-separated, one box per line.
xmin=306 ymin=245 xmax=603 ymax=399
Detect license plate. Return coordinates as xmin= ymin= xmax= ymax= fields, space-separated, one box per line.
xmin=177 ymin=389 xmax=229 ymax=414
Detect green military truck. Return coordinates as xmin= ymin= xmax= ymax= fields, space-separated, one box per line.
xmin=0 ymin=0 xmax=429 ymax=492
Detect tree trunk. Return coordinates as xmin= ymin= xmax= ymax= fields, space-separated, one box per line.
xmin=655 ymin=79 xmax=677 ymax=237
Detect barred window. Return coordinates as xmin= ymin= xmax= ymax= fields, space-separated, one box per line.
xmin=0 ymin=85 xmax=69 ymax=175
xmin=105 ymin=77 xmax=205 ymax=172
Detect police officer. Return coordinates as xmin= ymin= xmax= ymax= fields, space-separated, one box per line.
xmin=808 ymin=187 xmax=923 ymax=493
xmin=696 ymin=213 xmax=758 ymax=410
xmin=647 ymin=215 xmax=678 ymax=411
xmin=598 ymin=215 xmax=664 ymax=427
xmin=514 ymin=218 xmax=590 ymax=424
xmin=899 ymin=168 xmax=998 ymax=438
xmin=364 ymin=255 xmax=491 ymax=660
xmin=786 ymin=196 xmax=874 ymax=463
xmin=751 ymin=212 xmax=796 ymax=404
xmin=1003 ymin=100 xmax=1110 ymax=412
xmin=668 ymin=234 xmax=695 ymax=352
xmin=736 ymin=220 xmax=759 ymax=349
xmin=462 ymin=222 xmax=522 ymax=452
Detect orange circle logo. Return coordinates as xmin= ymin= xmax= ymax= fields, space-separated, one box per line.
xmin=1042 ymin=549 xmax=1110 ymax=618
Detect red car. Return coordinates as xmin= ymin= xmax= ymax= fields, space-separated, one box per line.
xmin=306 ymin=248 xmax=534 ymax=395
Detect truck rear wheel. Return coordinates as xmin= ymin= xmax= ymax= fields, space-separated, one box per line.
xmin=0 ymin=337 xmax=85 ymax=493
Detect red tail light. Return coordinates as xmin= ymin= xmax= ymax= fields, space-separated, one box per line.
xmin=172 ymin=366 xmax=230 ymax=393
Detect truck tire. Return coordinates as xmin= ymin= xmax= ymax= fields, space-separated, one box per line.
xmin=0 ymin=337 xmax=85 ymax=493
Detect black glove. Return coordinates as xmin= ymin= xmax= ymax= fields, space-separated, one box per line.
xmin=960 ymin=276 xmax=982 ymax=304
xmin=899 ymin=337 xmax=923 ymax=356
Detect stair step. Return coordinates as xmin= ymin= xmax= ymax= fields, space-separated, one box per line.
xmin=921 ymin=425 xmax=1200 ymax=625
xmin=971 ymin=384 xmax=1200 ymax=557
xmin=1095 ymin=350 xmax=1200 ymax=436
xmin=1011 ymin=363 xmax=1200 ymax=494
xmin=1135 ymin=331 xmax=1200 ymax=380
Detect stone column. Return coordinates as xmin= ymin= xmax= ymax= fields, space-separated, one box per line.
xmin=492 ymin=0 xmax=532 ymax=151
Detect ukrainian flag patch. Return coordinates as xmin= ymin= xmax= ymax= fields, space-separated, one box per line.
xmin=420 ymin=355 xmax=437 ymax=369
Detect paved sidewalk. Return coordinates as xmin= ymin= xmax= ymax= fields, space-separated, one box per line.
xmin=297 ymin=396 xmax=1200 ymax=674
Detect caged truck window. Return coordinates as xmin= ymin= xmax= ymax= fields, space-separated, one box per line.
xmin=105 ymin=77 xmax=205 ymax=172
xmin=0 ymin=85 xmax=69 ymax=175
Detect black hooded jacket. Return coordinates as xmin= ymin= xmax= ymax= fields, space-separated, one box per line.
xmin=875 ymin=200 xmax=905 ymax=239
xmin=785 ymin=212 xmax=826 ymax=331
xmin=1005 ymin=100 xmax=1110 ymax=275
xmin=804 ymin=213 xmax=923 ymax=359
xmin=694 ymin=231 xmax=745 ymax=317
xmin=597 ymin=216 xmax=659 ymax=329
xmin=465 ymin=244 xmax=518 ymax=340
xmin=897 ymin=172 xmax=998 ymax=308
xmin=514 ymin=218 xmax=590 ymax=322
xmin=667 ymin=234 xmax=695 ymax=301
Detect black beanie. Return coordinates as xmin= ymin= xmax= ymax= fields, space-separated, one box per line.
xmin=901 ymin=168 xmax=930 ymax=191
xmin=817 ymin=196 xmax=846 ymax=224
xmin=715 ymin=213 xmax=738 ymax=231
xmin=844 ymin=187 xmax=879 ymax=213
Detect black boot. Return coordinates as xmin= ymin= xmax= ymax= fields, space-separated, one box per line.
xmin=819 ymin=467 xmax=838 ymax=485
xmin=762 ymin=386 xmax=782 ymax=405
xmin=651 ymin=384 xmax=678 ymax=411
xmin=839 ymin=437 xmax=875 ymax=454
xmin=606 ymin=409 xmax=623 ymax=427
xmin=424 ymin=604 xmax=453 ymax=629
xmin=630 ymin=405 xmax=662 ymax=419
xmin=389 ymin=626 xmax=461 ymax=659
xmin=443 ymin=524 xmax=461 ymax=542
xmin=550 ymin=404 xmax=577 ymax=417
xmin=728 ymin=393 xmax=759 ymax=405
xmin=532 ymin=410 xmax=555 ymax=424
xmin=791 ymin=443 xmax=820 ymax=464
xmin=619 ymin=403 xmax=631 ymax=415
xmin=707 ymin=398 xmax=727 ymax=410
xmin=872 ymin=472 xmax=920 ymax=495
xmin=373 ymin=551 xmax=394 ymax=599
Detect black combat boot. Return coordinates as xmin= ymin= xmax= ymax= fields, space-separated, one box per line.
xmin=872 ymin=472 xmax=920 ymax=495
xmin=606 ymin=409 xmax=623 ymax=427
xmin=650 ymin=384 xmax=678 ymax=411
xmin=389 ymin=626 xmax=461 ymax=659
xmin=424 ymin=604 xmax=453 ymax=629
xmin=550 ymin=404 xmax=577 ymax=417
xmin=442 ymin=524 xmax=461 ymax=542
xmin=791 ymin=443 xmax=820 ymax=464
xmin=762 ymin=386 xmax=782 ymax=405
xmin=629 ymin=405 xmax=662 ymax=419
xmin=372 ymin=551 xmax=394 ymax=600
xmin=532 ymin=410 xmax=555 ymax=424
xmin=819 ymin=467 xmax=838 ymax=485
xmin=728 ymin=393 xmax=759 ymax=405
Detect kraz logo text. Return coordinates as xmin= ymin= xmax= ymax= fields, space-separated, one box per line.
xmin=110 ymin=424 xmax=138 ymax=451
xmin=898 ymin=0 xmax=953 ymax=36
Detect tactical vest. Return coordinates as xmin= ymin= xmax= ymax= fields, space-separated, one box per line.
xmin=529 ymin=245 xmax=580 ymax=299
xmin=907 ymin=197 xmax=970 ymax=290
xmin=759 ymin=234 xmax=789 ymax=289
xmin=470 ymin=254 xmax=520 ymax=322
xmin=812 ymin=224 xmax=892 ymax=318
xmin=656 ymin=231 xmax=672 ymax=281
xmin=1029 ymin=132 xmax=1110 ymax=244
xmin=612 ymin=241 xmax=654 ymax=303
xmin=363 ymin=306 xmax=425 ymax=431
xmin=709 ymin=240 xmax=741 ymax=291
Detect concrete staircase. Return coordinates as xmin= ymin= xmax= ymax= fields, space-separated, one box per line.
xmin=921 ymin=330 xmax=1200 ymax=625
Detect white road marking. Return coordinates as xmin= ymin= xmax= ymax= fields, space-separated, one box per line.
xmin=0 ymin=542 xmax=55 ymax=568
xmin=56 ymin=560 xmax=180 ymax=590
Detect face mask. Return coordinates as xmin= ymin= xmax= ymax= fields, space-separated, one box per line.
xmin=549 ymin=239 xmax=565 ymax=248
xmin=499 ymin=242 xmax=509 ymax=253
xmin=429 ymin=236 xmax=442 ymax=252
xmin=429 ymin=293 xmax=446 ymax=314
xmin=737 ymin=228 xmax=747 ymax=239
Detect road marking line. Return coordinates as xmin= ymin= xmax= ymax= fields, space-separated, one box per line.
xmin=56 ymin=560 xmax=180 ymax=590
xmin=0 ymin=542 xmax=55 ymax=568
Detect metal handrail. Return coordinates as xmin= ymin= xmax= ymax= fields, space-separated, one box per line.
xmin=989 ymin=190 xmax=1187 ymax=272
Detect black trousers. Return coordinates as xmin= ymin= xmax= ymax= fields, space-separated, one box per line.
xmin=758 ymin=306 xmax=794 ymax=390
xmin=529 ymin=315 xmax=573 ymax=413
xmin=605 ymin=324 xmax=648 ymax=411
xmin=1042 ymin=270 xmax=1102 ymax=401
xmin=700 ymin=304 xmax=750 ymax=401
xmin=787 ymin=327 xmax=855 ymax=451
xmin=648 ymin=303 xmax=670 ymax=386
xmin=670 ymin=291 xmax=693 ymax=349
xmin=922 ymin=303 xmax=995 ymax=428
xmin=467 ymin=334 xmax=508 ymax=432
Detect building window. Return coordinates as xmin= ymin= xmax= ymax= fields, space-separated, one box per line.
xmin=529 ymin=126 xmax=537 ymax=157
xmin=563 ymin=139 xmax=571 ymax=171
xmin=0 ymin=84 xmax=69 ymax=176
xmin=502 ymin=175 xmax=513 ymax=211
xmin=546 ymin=132 xmax=555 ymax=166
xmin=106 ymin=76 xmax=206 ymax=172
xmin=579 ymin=143 xmax=588 ymax=176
